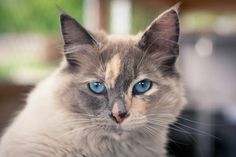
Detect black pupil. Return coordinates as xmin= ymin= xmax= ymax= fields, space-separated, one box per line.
xmin=140 ymin=81 xmax=145 ymax=87
xmin=94 ymin=82 xmax=99 ymax=87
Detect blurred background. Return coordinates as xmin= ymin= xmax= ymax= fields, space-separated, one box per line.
xmin=0 ymin=0 xmax=236 ymax=156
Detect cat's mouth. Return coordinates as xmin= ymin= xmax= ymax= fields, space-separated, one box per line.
xmin=105 ymin=122 xmax=136 ymax=140
xmin=93 ymin=114 xmax=144 ymax=140
xmin=111 ymin=130 xmax=129 ymax=140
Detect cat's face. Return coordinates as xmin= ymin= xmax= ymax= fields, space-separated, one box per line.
xmin=57 ymin=8 xmax=186 ymax=140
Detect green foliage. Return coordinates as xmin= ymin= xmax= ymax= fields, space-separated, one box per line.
xmin=0 ymin=0 xmax=84 ymax=33
xmin=131 ymin=7 xmax=161 ymax=34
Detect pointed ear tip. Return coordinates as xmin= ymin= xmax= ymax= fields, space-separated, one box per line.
xmin=60 ymin=13 xmax=73 ymax=23
xmin=157 ymin=2 xmax=181 ymax=20
xmin=170 ymin=2 xmax=182 ymax=14
xmin=60 ymin=13 xmax=68 ymax=19
xmin=60 ymin=13 xmax=67 ymax=24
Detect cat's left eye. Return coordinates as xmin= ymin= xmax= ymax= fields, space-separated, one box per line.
xmin=133 ymin=79 xmax=152 ymax=95
xmin=88 ymin=82 xmax=106 ymax=94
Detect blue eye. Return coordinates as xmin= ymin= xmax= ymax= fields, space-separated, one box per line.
xmin=88 ymin=82 xmax=106 ymax=94
xmin=133 ymin=79 xmax=152 ymax=95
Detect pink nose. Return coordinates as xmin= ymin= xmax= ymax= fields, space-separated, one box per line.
xmin=112 ymin=103 xmax=128 ymax=124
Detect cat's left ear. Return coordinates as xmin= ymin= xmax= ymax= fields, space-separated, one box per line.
xmin=138 ymin=5 xmax=180 ymax=74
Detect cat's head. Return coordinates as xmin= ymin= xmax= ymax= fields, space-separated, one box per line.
xmin=56 ymin=6 xmax=186 ymax=140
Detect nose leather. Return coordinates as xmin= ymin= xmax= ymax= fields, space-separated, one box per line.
xmin=112 ymin=102 xmax=127 ymax=124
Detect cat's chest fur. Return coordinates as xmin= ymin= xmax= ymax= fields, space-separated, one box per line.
xmin=71 ymin=140 xmax=165 ymax=157
xmin=35 ymin=132 xmax=166 ymax=157
xmin=76 ymin=132 xmax=166 ymax=157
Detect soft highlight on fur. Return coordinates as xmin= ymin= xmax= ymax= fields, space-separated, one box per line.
xmin=0 ymin=5 xmax=186 ymax=157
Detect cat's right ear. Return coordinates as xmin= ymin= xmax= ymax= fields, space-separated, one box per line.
xmin=60 ymin=13 xmax=98 ymax=66
xmin=60 ymin=13 xmax=98 ymax=47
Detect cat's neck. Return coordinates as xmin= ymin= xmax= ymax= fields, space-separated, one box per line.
xmin=72 ymin=129 xmax=167 ymax=157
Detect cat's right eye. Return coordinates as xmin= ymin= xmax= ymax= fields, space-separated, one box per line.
xmin=88 ymin=82 xmax=106 ymax=94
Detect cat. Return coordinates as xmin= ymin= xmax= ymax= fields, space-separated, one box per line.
xmin=0 ymin=5 xmax=186 ymax=157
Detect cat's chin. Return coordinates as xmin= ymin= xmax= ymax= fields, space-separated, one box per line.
xmin=97 ymin=120 xmax=142 ymax=141
xmin=100 ymin=124 xmax=130 ymax=140
xmin=110 ymin=131 xmax=129 ymax=141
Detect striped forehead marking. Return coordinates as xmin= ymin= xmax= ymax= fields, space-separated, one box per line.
xmin=105 ymin=54 xmax=121 ymax=88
